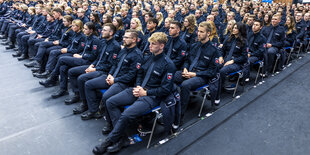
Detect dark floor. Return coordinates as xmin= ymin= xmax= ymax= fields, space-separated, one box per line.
xmin=1 ymin=43 xmax=310 ymax=155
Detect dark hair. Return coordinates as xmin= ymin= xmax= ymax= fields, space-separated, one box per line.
xmin=85 ymin=22 xmax=98 ymax=36
xmin=91 ymin=12 xmax=101 ymax=26
xmin=63 ymin=15 xmax=73 ymax=23
xmin=229 ymin=22 xmax=247 ymax=46
xmin=145 ymin=12 xmax=154 ymax=18
xmin=103 ymin=14 xmax=113 ymax=24
xmin=103 ymin=23 xmax=116 ymax=35
xmin=147 ymin=17 xmax=158 ymax=26
xmin=170 ymin=21 xmax=182 ymax=29
xmin=113 ymin=17 xmax=124 ymax=30
xmin=254 ymin=19 xmax=263 ymax=26
xmin=52 ymin=7 xmax=63 ymax=15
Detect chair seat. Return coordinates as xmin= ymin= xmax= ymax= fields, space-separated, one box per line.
xmin=228 ymin=70 xmax=242 ymax=76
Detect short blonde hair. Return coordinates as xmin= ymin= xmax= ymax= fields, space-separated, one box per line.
xmin=72 ymin=19 xmax=83 ymax=30
xmin=148 ymin=32 xmax=168 ymax=44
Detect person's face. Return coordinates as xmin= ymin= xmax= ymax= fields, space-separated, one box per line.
xmin=90 ymin=14 xmax=95 ymax=21
xmin=112 ymin=19 xmax=118 ymax=27
xmin=130 ymin=20 xmax=138 ymax=29
xmin=83 ymin=25 xmax=92 ymax=36
xmin=247 ymin=18 xmax=254 ymax=26
xmin=169 ymin=24 xmax=179 ymax=37
xmin=72 ymin=23 xmax=80 ymax=32
xmin=232 ymin=25 xmax=239 ymax=35
xmin=35 ymin=7 xmax=41 ymax=14
xmin=63 ymin=19 xmax=70 ymax=27
xmin=227 ymin=13 xmax=233 ymax=21
xmin=197 ymin=26 xmax=209 ymax=42
xmin=147 ymin=21 xmax=156 ymax=31
xmin=271 ymin=16 xmax=280 ymax=26
xmin=46 ymin=14 xmax=54 ymax=22
xmin=207 ymin=15 xmax=214 ymax=22
xmin=77 ymin=10 xmax=84 ymax=17
xmin=181 ymin=8 xmax=186 ymax=15
xmin=286 ymin=17 xmax=291 ymax=25
xmin=123 ymin=32 xmax=135 ymax=47
xmin=102 ymin=15 xmax=107 ymax=23
xmin=305 ymin=13 xmax=310 ymax=21
xmin=252 ymin=22 xmax=262 ymax=33
xmin=195 ymin=10 xmax=201 ymax=17
xmin=164 ymin=19 xmax=170 ymax=28
xmin=53 ymin=11 xmax=60 ymax=19
xmin=144 ymin=15 xmax=150 ymax=22
xmin=101 ymin=26 xmax=111 ymax=39
xmin=227 ymin=22 xmax=233 ymax=30
xmin=184 ymin=19 xmax=189 ymax=27
xmin=295 ymin=13 xmax=302 ymax=22
xmin=83 ymin=5 xmax=88 ymax=10
xmin=42 ymin=9 xmax=48 ymax=16
xmin=168 ymin=11 xmax=175 ymax=18
xmin=149 ymin=41 xmax=163 ymax=54
xmin=264 ymin=14 xmax=269 ymax=22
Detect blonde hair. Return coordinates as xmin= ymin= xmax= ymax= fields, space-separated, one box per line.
xmin=224 ymin=20 xmax=236 ymax=35
xmin=72 ymin=19 xmax=83 ymax=31
xmin=131 ymin=18 xmax=144 ymax=35
xmin=148 ymin=32 xmax=168 ymax=44
xmin=206 ymin=21 xmax=219 ymax=42
xmin=156 ymin=12 xmax=164 ymax=27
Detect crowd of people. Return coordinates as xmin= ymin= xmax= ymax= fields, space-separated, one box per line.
xmin=0 ymin=0 xmax=309 ymax=154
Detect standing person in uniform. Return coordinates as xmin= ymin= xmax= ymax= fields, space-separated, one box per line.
xmin=92 ymin=32 xmax=176 ymax=154
xmin=174 ymin=21 xmax=219 ymax=121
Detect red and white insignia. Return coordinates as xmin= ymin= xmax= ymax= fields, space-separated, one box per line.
xmin=113 ymin=54 xmax=117 ymax=59
xmin=181 ymin=50 xmax=186 ymax=56
xmin=247 ymin=48 xmax=249 ymax=52
xmin=93 ymin=45 xmax=97 ymax=50
xmin=138 ymin=38 xmax=141 ymax=42
xmin=167 ymin=73 xmax=172 ymax=80
xmin=214 ymin=43 xmax=217 ymax=47
xmin=263 ymin=44 xmax=266 ymax=48
xmin=215 ymin=58 xmax=219 ymax=64
xmin=81 ymin=42 xmax=85 ymax=47
xmin=136 ymin=63 xmax=141 ymax=69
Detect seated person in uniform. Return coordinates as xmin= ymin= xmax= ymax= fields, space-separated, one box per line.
xmin=175 ymin=22 xmax=219 ymax=123
xmin=92 ymin=32 xmax=176 ymax=154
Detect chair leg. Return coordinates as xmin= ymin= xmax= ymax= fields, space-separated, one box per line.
xmin=272 ymin=54 xmax=280 ymax=74
xmin=233 ymin=72 xmax=242 ymax=98
xmin=147 ymin=111 xmax=159 ymax=149
xmin=306 ymin=41 xmax=310 ymax=53
xmin=286 ymin=48 xmax=294 ymax=65
xmin=198 ymin=87 xmax=209 ymax=117
xmin=296 ymin=44 xmax=303 ymax=58
xmin=254 ymin=62 xmax=263 ymax=85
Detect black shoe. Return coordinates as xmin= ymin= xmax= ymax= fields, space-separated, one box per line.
xmin=72 ymin=103 xmax=88 ymax=114
xmin=24 ymin=60 xmax=40 ymax=68
xmin=51 ymin=89 xmax=68 ymax=99
xmin=39 ymin=76 xmax=57 ymax=87
xmin=64 ymin=93 xmax=80 ymax=105
xmin=102 ymin=123 xmax=112 ymax=135
xmin=33 ymin=70 xmax=51 ymax=78
xmin=107 ymin=137 xmax=130 ymax=153
xmin=5 ymin=44 xmax=15 ymax=50
xmin=17 ymin=54 xmax=28 ymax=61
xmin=81 ymin=111 xmax=103 ymax=120
xmin=12 ymin=52 xmax=21 ymax=57
xmin=92 ymin=139 xmax=112 ymax=155
xmin=13 ymin=47 xmax=19 ymax=51
xmin=31 ymin=67 xmax=41 ymax=73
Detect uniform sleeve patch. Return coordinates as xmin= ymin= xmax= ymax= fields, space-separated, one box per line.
xmin=93 ymin=45 xmax=97 ymax=50
xmin=167 ymin=73 xmax=173 ymax=80
xmin=215 ymin=58 xmax=219 ymax=64
xmin=181 ymin=50 xmax=186 ymax=56
xmin=113 ymin=54 xmax=117 ymax=59
xmin=81 ymin=42 xmax=85 ymax=47
xmin=136 ymin=63 xmax=141 ymax=69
